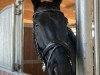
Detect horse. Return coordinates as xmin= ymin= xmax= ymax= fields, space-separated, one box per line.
xmin=31 ymin=0 xmax=76 ymax=75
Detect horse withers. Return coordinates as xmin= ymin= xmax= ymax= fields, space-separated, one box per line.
xmin=31 ymin=0 xmax=76 ymax=75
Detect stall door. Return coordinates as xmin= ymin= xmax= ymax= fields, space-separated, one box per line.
xmin=0 ymin=2 xmax=24 ymax=72
xmin=0 ymin=4 xmax=16 ymax=71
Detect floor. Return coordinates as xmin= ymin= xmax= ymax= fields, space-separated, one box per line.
xmin=0 ymin=67 xmax=30 ymax=75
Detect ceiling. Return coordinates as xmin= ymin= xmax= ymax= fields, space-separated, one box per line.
xmin=0 ymin=0 xmax=76 ymax=25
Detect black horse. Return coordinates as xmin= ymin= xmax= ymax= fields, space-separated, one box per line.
xmin=31 ymin=0 xmax=76 ymax=75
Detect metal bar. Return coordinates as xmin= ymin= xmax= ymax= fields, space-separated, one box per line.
xmin=94 ymin=0 xmax=100 ymax=75
xmin=15 ymin=0 xmax=24 ymax=72
xmin=76 ymin=0 xmax=93 ymax=75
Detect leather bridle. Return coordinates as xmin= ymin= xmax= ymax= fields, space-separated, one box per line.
xmin=41 ymin=41 xmax=71 ymax=68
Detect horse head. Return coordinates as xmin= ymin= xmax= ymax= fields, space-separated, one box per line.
xmin=31 ymin=0 xmax=76 ymax=75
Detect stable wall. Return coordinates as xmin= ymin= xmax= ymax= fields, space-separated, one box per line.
xmin=24 ymin=25 xmax=48 ymax=75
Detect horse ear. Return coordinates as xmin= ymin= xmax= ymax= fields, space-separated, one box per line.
xmin=52 ymin=0 xmax=62 ymax=8
xmin=31 ymin=0 xmax=41 ymax=9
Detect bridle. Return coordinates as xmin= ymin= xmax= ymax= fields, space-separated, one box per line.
xmin=41 ymin=41 xmax=71 ymax=70
xmin=33 ymin=8 xmax=71 ymax=71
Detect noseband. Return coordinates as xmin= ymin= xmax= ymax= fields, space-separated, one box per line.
xmin=41 ymin=41 xmax=71 ymax=70
xmin=34 ymin=9 xmax=71 ymax=71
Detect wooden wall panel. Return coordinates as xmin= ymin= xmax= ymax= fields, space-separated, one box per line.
xmin=24 ymin=64 xmax=48 ymax=75
xmin=24 ymin=27 xmax=38 ymax=60
xmin=24 ymin=27 xmax=48 ymax=75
